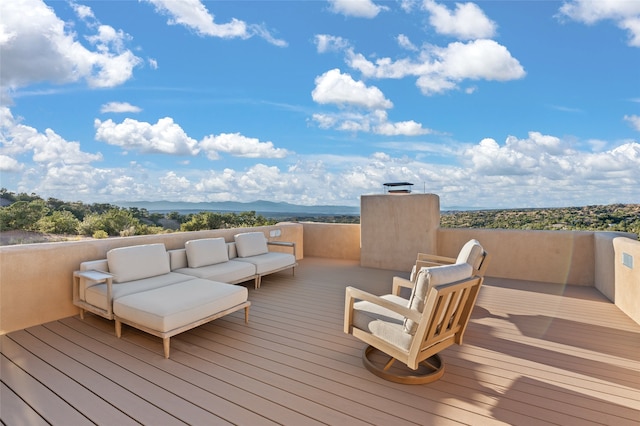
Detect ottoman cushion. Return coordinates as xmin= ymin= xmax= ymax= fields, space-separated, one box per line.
xmin=113 ymin=279 xmax=248 ymax=333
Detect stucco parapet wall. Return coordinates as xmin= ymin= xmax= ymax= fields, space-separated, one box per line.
xmin=0 ymin=223 xmax=302 ymax=335
xmin=612 ymin=237 xmax=640 ymax=325
xmin=438 ymin=227 xmax=636 ymax=287
xmin=301 ymin=222 xmax=360 ymax=261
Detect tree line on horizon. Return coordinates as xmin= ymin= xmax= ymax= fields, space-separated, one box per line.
xmin=0 ymin=189 xmax=276 ymax=240
xmin=0 ymin=189 xmax=638 ymax=244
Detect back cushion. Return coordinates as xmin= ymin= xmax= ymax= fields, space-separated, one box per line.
xmin=456 ymin=239 xmax=484 ymax=270
xmin=234 ymin=232 xmax=268 ymax=258
xmin=403 ymin=263 xmax=473 ymax=334
xmin=227 ymin=242 xmax=238 ymax=259
xmin=185 ymin=238 xmax=229 ymax=268
xmin=107 ymin=243 xmax=170 ymax=283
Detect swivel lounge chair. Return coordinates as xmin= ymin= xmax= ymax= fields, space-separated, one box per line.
xmin=344 ymin=262 xmax=484 ymax=384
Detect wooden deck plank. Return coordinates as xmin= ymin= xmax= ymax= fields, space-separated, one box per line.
xmin=3 ymin=331 xmax=140 ymax=426
xmin=61 ymin=314 xmax=331 ymax=426
xmin=0 ymin=380 xmax=49 ymax=426
xmin=0 ymin=351 xmax=92 ymax=425
xmin=60 ymin=314 xmax=327 ymax=426
xmin=51 ymin=317 xmax=286 ymax=426
xmin=2 ymin=258 xmax=640 ymax=426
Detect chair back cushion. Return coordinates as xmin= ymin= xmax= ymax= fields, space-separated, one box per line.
xmin=185 ymin=238 xmax=229 ymax=268
xmin=403 ymin=262 xmax=473 ymax=334
xmin=456 ymin=239 xmax=485 ymax=271
xmin=234 ymin=232 xmax=269 ymax=257
xmin=107 ymin=243 xmax=170 ymax=283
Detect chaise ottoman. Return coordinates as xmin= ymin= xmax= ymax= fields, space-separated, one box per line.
xmin=113 ymin=279 xmax=250 ymax=358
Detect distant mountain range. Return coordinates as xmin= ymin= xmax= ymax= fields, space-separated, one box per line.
xmin=114 ymin=200 xmax=361 ymax=216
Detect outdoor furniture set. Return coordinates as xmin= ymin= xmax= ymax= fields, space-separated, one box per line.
xmin=73 ymin=230 xmax=489 ymax=385
xmin=73 ymin=232 xmax=296 ymax=358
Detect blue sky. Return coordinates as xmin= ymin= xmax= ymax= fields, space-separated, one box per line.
xmin=1 ymin=0 xmax=639 ymax=209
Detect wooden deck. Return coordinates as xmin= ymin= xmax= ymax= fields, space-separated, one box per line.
xmin=2 ymin=257 xmax=639 ymax=425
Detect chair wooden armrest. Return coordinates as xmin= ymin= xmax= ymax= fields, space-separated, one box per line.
xmin=416 ymin=252 xmax=456 ymax=264
xmin=344 ymin=286 xmax=420 ymax=333
xmin=392 ymin=276 xmax=414 ymax=296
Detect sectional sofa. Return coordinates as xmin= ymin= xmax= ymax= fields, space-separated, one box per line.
xmin=72 ymin=232 xmax=297 ymax=357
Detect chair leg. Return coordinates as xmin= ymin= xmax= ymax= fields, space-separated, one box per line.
xmin=362 ymin=346 xmax=445 ymax=385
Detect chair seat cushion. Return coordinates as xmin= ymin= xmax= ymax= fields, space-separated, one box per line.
xmin=113 ymin=279 xmax=248 ymax=333
xmin=352 ymin=295 xmax=413 ymax=351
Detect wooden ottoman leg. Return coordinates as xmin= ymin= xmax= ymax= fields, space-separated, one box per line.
xmin=244 ymin=306 xmax=250 ymax=323
xmin=115 ymin=319 xmax=122 ymax=338
xmin=163 ymin=337 xmax=170 ymax=359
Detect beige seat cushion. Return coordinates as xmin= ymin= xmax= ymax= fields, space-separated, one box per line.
xmin=404 ymin=263 xmax=473 ymax=334
xmin=233 ymin=252 xmax=295 ymax=274
xmin=85 ymin=272 xmax=196 ymax=311
xmin=175 ymin=259 xmax=256 ymax=283
xmin=352 ymin=295 xmax=413 ymax=351
xmin=113 ymin=279 xmax=248 ymax=333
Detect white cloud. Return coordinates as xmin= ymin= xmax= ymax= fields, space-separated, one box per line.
xmin=0 ymin=154 xmax=23 ymax=172
xmin=558 ymin=0 xmax=640 ymax=47
xmin=423 ymin=0 xmax=497 ymax=40
xmin=1 ymin=106 xmax=102 ymax=165
xmin=624 ymin=114 xmax=640 ymax=131
xmin=346 ymin=39 xmax=525 ymax=95
xmin=199 ymin=133 xmax=290 ymax=159
xmin=312 ymin=110 xmax=432 ymax=136
xmin=100 ymin=102 xmax=142 ymax=113
xmin=312 ymin=69 xmax=393 ymax=109
xmin=94 ymin=117 xmax=200 ymax=155
xmin=0 ymin=0 xmax=142 ymax=92
xmin=144 ymin=0 xmax=287 ymax=46
xmin=327 ymin=0 xmax=387 ymax=18
xmin=315 ymin=34 xmax=350 ymax=53
xmin=397 ymin=34 xmax=418 ymax=51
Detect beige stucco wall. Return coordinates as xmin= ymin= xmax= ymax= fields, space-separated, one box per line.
xmin=0 ymin=223 xmax=302 ymax=335
xmin=438 ymin=228 xmax=596 ymax=286
xmin=301 ymin=222 xmax=360 ymax=260
xmin=360 ymin=193 xmax=439 ymax=270
xmin=613 ymin=237 xmax=640 ymax=325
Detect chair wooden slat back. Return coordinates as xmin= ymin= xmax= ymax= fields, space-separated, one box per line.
xmin=407 ymin=276 xmax=482 ymax=369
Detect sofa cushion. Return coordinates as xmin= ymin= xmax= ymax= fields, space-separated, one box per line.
xmin=85 ymin=272 xmax=195 ymax=311
xmin=234 ymin=232 xmax=268 ymax=258
xmin=175 ymin=260 xmax=256 ymax=283
xmin=185 ymin=238 xmax=229 ymax=268
xmin=403 ymin=263 xmax=473 ymax=335
xmin=233 ymin=252 xmax=295 ymax=274
xmin=227 ymin=242 xmax=238 ymax=259
xmin=168 ymin=249 xmax=188 ymax=270
xmin=107 ymin=244 xmax=170 ymax=283
xmin=113 ymin=279 xmax=248 ymax=333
